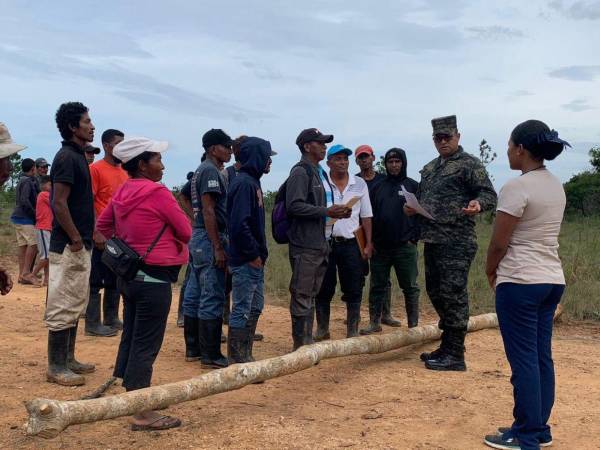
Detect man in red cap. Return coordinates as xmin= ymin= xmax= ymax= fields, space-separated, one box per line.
xmin=355 ymin=144 xmax=402 ymax=329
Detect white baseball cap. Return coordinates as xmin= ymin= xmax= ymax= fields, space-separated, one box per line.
xmin=0 ymin=122 xmax=27 ymax=158
xmin=113 ymin=137 xmax=169 ymax=163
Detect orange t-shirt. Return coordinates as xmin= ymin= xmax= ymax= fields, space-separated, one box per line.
xmin=35 ymin=191 xmax=53 ymax=231
xmin=90 ymin=159 xmax=129 ymax=217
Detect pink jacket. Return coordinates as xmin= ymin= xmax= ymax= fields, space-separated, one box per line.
xmin=97 ymin=178 xmax=191 ymax=266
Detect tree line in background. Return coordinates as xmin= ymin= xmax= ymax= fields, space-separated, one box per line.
xmin=3 ymin=143 xmax=600 ymax=217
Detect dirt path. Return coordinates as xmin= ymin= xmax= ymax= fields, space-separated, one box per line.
xmin=1 ymin=282 xmax=599 ymax=449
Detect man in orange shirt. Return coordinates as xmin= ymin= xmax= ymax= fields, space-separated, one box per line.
xmin=85 ymin=129 xmax=127 ymax=336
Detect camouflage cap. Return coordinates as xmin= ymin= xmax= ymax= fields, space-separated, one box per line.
xmin=431 ymin=115 xmax=458 ymax=135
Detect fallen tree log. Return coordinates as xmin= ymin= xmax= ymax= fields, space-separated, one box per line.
xmin=25 ymin=313 xmax=498 ymax=438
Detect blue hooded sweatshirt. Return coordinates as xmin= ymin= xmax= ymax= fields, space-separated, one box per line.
xmin=226 ymin=137 xmax=272 ymax=267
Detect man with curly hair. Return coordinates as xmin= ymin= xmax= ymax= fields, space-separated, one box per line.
xmin=44 ymin=102 xmax=97 ymax=386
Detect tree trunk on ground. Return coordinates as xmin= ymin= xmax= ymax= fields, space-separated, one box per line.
xmin=25 ymin=313 xmax=498 ymax=438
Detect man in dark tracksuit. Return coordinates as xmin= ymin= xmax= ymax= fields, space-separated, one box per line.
xmin=226 ymin=137 xmax=275 ymax=362
xmin=286 ymin=128 xmax=351 ymax=350
xmin=361 ymin=148 xmax=420 ymax=334
xmin=406 ymin=115 xmax=497 ymax=371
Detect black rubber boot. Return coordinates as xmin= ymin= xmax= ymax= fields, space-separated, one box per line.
xmin=103 ymin=288 xmax=123 ymax=331
xmin=199 ymin=318 xmax=228 ymax=369
xmin=303 ymin=308 xmax=315 ymax=346
xmin=314 ymin=302 xmax=331 ymax=341
xmin=85 ymin=292 xmax=117 ymax=337
xmin=406 ymin=295 xmax=419 ymax=328
xmin=67 ymin=325 xmax=95 ymax=374
xmin=47 ymin=329 xmax=85 ymax=386
xmin=247 ymin=313 xmax=260 ymax=362
xmin=183 ymin=315 xmax=201 ymax=361
xmin=382 ymin=282 xmax=401 ymax=327
xmin=346 ymin=303 xmax=361 ymax=338
xmin=291 ymin=315 xmax=304 ymax=351
xmin=227 ymin=326 xmax=250 ymax=363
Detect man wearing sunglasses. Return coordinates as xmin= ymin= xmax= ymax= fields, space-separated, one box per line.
xmin=405 ymin=115 xmax=496 ymax=372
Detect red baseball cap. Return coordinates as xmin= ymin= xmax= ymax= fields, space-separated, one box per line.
xmin=355 ymin=145 xmax=374 ymax=157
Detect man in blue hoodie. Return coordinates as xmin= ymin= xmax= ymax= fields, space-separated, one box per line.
xmin=226 ymin=137 xmax=276 ymax=362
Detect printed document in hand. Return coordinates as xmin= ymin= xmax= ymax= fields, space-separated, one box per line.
xmin=401 ymin=186 xmax=434 ymax=220
xmin=330 ymin=196 xmax=360 ymax=224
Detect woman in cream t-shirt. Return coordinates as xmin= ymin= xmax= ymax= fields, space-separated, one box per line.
xmin=484 ymin=120 xmax=570 ymax=450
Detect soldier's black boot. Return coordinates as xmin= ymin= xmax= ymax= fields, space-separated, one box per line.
xmin=183 ymin=315 xmax=201 ymax=361
xmin=420 ymin=329 xmax=448 ymax=361
xmin=227 ymin=326 xmax=250 ymax=363
xmin=381 ymin=282 xmax=401 ymax=327
xmin=199 ymin=318 xmax=228 ymax=369
xmin=314 ymin=302 xmax=331 ymax=341
xmin=47 ymin=329 xmax=85 ymax=386
xmin=103 ymin=288 xmax=123 ymax=331
xmin=406 ymin=295 xmax=419 ymax=328
xmin=346 ymin=303 xmax=361 ymax=337
xmin=424 ymin=330 xmax=466 ymax=371
xmin=67 ymin=324 xmax=95 ymax=374
xmin=85 ymin=292 xmax=118 ymax=337
xmin=303 ymin=308 xmax=315 ymax=346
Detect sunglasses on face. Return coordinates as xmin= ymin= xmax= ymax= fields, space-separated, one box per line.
xmin=433 ymin=134 xmax=454 ymax=143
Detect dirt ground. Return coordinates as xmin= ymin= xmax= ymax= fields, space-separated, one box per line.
xmin=1 ymin=282 xmax=600 ymax=450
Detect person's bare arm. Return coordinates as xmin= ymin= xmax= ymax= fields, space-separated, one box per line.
xmin=200 ymin=193 xmax=226 ymax=269
xmin=53 ymin=182 xmax=83 ymax=251
xmin=179 ymin=194 xmax=193 ymax=221
xmin=486 ymin=211 xmax=519 ymax=288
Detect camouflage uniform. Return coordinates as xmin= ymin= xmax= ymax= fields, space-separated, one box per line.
xmin=418 ymin=116 xmax=497 ymax=357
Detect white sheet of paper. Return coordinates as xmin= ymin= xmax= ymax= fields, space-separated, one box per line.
xmin=329 ymin=196 xmax=360 ymax=224
xmin=401 ymin=186 xmax=435 ymax=220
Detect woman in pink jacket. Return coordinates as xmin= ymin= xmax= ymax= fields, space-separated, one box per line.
xmin=97 ymin=137 xmax=191 ymax=432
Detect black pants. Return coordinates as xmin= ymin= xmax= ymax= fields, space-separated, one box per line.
xmin=114 ymin=278 xmax=172 ymax=391
xmin=90 ymin=247 xmax=117 ymax=293
xmin=316 ymin=239 xmax=364 ymax=306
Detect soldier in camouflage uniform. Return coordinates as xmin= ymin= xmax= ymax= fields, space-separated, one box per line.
xmin=405 ymin=115 xmax=497 ymax=371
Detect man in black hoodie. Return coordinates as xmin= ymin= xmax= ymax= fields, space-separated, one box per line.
xmin=226 ymin=137 xmax=276 ymax=362
xmin=360 ymin=148 xmax=420 ymax=334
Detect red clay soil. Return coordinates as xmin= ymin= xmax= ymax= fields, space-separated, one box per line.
xmin=1 ymin=282 xmax=599 ymax=449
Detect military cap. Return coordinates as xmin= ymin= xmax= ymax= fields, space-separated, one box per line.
xmin=431 ymin=115 xmax=458 ymax=135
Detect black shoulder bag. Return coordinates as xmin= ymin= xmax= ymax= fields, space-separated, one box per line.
xmin=101 ymin=205 xmax=167 ymax=281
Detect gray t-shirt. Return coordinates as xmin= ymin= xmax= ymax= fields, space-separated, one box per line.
xmin=191 ymin=159 xmax=227 ymax=231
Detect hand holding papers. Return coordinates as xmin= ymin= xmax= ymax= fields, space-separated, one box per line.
xmin=329 ymin=196 xmax=359 ymax=224
xmin=401 ymin=186 xmax=434 ymax=220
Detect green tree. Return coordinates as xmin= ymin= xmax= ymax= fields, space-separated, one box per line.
xmin=374 ymin=156 xmax=386 ymax=174
xmin=6 ymin=153 xmax=23 ymax=190
xmin=589 ymin=146 xmax=600 ymax=173
xmin=478 ymin=139 xmax=497 ymax=182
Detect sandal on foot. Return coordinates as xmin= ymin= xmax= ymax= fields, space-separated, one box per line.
xmin=131 ymin=415 xmax=181 ymax=431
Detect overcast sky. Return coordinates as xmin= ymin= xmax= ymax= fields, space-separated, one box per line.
xmin=1 ymin=0 xmax=599 ymax=191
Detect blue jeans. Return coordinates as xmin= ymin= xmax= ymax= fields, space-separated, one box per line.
xmin=229 ymin=263 xmax=265 ymax=328
xmin=496 ymin=282 xmax=564 ymax=450
xmin=183 ymin=228 xmax=228 ymax=320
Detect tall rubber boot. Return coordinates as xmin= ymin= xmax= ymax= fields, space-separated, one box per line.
xmin=67 ymin=324 xmax=95 ymax=374
xmin=85 ymin=292 xmax=117 ymax=337
xmin=47 ymin=329 xmax=85 ymax=386
xmin=199 ymin=318 xmax=228 ymax=368
xmin=227 ymin=326 xmax=250 ymax=363
xmin=291 ymin=315 xmax=304 ymax=351
xmin=405 ymin=295 xmax=419 ymax=328
xmin=381 ymin=282 xmax=401 ymax=327
xmin=247 ymin=313 xmax=260 ymax=362
xmin=103 ymin=288 xmax=123 ymax=330
xmin=314 ymin=302 xmax=331 ymax=341
xmin=184 ymin=315 xmax=201 ymax=361
xmin=303 ymin=308 xmax=315 ymax=346
xmin=360 ymin=295 xmax=383 ymax=335
xmin=346 ymin=303 xmax=361 ymax=338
